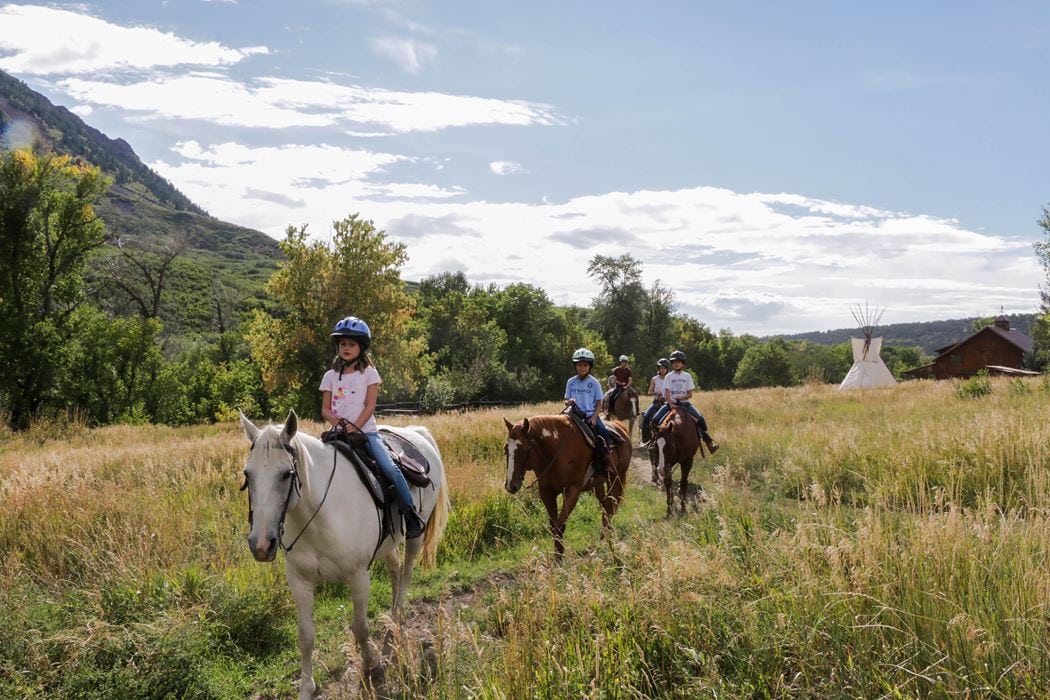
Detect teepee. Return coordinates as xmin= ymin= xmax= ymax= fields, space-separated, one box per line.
xmin=838 ymin=303 xmax=897 ymax=390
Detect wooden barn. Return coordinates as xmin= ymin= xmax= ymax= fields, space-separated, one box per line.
xmin=903 ymin=315 xmax=1035 ymax=380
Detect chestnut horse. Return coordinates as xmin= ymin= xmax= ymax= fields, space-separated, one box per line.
xmin=503 ymin=415 xmax=631 ymax=556
xmin=604 ymin=389 xmax=638 ymax=438
xmin=649 ymin=407 xmax=703 ymax=517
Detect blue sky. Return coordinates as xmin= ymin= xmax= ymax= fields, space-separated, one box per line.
xmin=1 ymin=1 xmax=1048 ymax=333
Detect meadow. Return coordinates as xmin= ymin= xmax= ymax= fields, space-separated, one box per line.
xmin=1 ymin=377 xmax=1048 ymax=698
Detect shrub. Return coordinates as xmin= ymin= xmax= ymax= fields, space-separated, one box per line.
xmin=420 ymin=374 xmax=456 ymax=412
xmin=956 ymin=370 xmax=992 ymax=399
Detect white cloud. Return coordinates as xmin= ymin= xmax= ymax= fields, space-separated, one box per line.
xmin=56 ymin=74 xmax=563 ymax=132
xmin=149 ymin=140 xmax=1041 ymax=333
xmin=489 ymin=160 xmax=524 ymax=175
xmin=369 ymin=36 xmax=437 ymax=74
xmin=0 ymin=4 xmax=267 ymax=75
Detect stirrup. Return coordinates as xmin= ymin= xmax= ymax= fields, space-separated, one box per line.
xmin=403 ymin=510 xmax=425 ymax=539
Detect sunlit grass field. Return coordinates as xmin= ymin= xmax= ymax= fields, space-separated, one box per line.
xmin=2 ymin=377 xmax=1048 ymax=698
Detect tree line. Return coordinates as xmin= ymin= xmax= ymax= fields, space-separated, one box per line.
xmin=2 ymin=147 xmax=1047 ymax=430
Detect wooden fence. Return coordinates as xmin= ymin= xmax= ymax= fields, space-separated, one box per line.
xmin=373 ymin=399 xmax=526 ymax=416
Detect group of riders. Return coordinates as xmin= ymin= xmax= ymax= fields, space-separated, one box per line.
xmin=565 ymin=347 xmax=719 ymax=474
xmin=321 ymin=314 xmax=720 ymax=541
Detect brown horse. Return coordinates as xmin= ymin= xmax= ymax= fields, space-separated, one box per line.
xmin=604 ymin=389 xmax=638 ymax=437
xmin=649 ymin=408 xmax=703 ymax=517
xmin=503 ymin=415 xmax=631 ymax=556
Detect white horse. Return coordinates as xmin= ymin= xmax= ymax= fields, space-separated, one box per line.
xmin=239 ymin=410 xmax=450 ymax=699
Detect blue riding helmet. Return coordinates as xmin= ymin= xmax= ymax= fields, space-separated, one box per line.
xmin=669 ymin=350 xmax=686 ymax=363
xmin=331 ymin=316 xmax=372 ymax=350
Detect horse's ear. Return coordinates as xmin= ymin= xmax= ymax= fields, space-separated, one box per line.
xmin=281 ymin=409 xmax=298 ymax=443
xmin=240 ymin=410 xmax=260 ymax=444
xmin=522 ymin=417 xmax=530 ymax=436
xmin=503 ymin=417 xmax=514 ymax=433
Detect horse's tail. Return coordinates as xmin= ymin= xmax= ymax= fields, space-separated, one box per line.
xmin=420 ymin=473 xmax=449 ymax=569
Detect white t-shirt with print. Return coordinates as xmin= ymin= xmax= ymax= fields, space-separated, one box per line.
xmin=319 ymin=365 xmax=381 ymax=433
xmin=664 ymin=370 xmax=695 ymax=400
xmin=651 ymin=374 xmax=666 ymax=397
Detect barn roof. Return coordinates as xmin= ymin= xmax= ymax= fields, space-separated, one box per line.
xmin=934 ymin=325 xmax=1032 ymax=358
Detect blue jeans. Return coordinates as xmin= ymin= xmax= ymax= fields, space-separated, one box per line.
xmin=642 ymin=399 xmax=664 ymax=437
xmin=652 ymin=401 xmax=708 ymax=433
xmin=365 ymin=432 xmax=415 ymax=512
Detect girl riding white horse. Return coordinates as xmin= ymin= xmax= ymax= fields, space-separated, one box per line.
xmin=239 ymin=410 xmax=449 ymax=698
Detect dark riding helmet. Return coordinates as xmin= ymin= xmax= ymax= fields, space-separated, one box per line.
xmin=331 ymin=315 xmax=372 ymax=351
xmin=669 ymin=350 xmax=686 ymax=363
xmin=657 ymin=357 xmax=671 ymax=369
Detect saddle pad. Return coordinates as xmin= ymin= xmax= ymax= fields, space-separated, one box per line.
xmin=569 ymin=412 xmax=596 ymax=448
xmin=379 ymin=429 xmax=432 ymax=487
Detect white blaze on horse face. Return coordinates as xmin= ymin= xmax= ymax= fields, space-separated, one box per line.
xmin=505 ymin=438 xmax=521 ymax=489
xmin=656 ymin=437 xmax=667 ymax=477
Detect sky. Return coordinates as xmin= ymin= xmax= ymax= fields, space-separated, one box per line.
xmin=1 ymin=1 xmax=1048 ymax=334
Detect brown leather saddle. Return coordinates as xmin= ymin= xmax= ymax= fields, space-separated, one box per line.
xmin=566 ymin=409 xmax=626 ymax=448
xmin=378 ymin=429 xmax=431 ymax=487
xmin=320 ymin=428 xmax=432 ymax=509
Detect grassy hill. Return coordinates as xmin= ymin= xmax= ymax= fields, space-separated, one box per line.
xmin=0 ymin=69 xmax=281 ymax=337
xmin=779 ymin=313 xmax=1039 ymax=353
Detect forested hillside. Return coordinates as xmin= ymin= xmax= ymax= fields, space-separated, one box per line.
xmin=780 ymin=313 xmax=1039 ymax=353
xmin=0 ymin=70 xmax=281 ymax=337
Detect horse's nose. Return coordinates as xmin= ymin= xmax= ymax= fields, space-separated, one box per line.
xmin=248 ymin=531 xmax=278 ymax=562
xmin=505 ymin=481 xmax=520 ymax=495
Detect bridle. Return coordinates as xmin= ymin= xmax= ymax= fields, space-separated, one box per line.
xmin=241 ymin=437 xmax=337 ymax=554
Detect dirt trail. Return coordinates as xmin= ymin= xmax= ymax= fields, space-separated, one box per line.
xmin=313 ymin=441 xmax=700 ymax=698
xmin=315 ymin=573 xmax=513 ymax=699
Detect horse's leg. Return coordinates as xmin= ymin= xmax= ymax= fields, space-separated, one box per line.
xmin=539 ymin=486 xmax=563 ymax=557
xmin=662 ymin=463 xmax=675 ymax=518
xmin=399 ymin=535 xmax=424 ymax=614
xmin=382 ymin=546 xmax=404 ymax=619
xmin=593 ymin=479 xmax=612 ymax=537
xmin=349 ymin=567 xmax=382 ymax=687
xmin=556 ymin=485 xmax=584 ymax=554
xmin=679 ymin=458 xmax=693 ymax=515
xmin=287 ymin=568 xmax=317 ymax=700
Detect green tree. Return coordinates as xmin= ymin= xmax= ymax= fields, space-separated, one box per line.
xmin=0 ymin=149 xmax=110 ymax=429
xmin=244 ymin=214 xmax=428 ymax=418
xmin=587 ymin=253 xmax=645 ymax=358
xmin=1031 ymin=205 xmax=1050 ymax=369
xmin=733 ymin=339 xmax=795 ymax=388
xmin=55 ymin=306 xmax=163 ymax=424
xmin=784 ymin=340 xmax=855 ymax=384
xmin=491 ymin=283 xmax=564 ymax=395
xmin=970 ymin=316 xmax=996 ymax=333
xmin=638 ymin=281 xmax=676 ymax=369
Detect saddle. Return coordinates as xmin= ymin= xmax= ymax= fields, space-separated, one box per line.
xmin=320 ymin=428 xmax=432 ymax=509
xmin=566 ymin=409 xmax=627 ymax=448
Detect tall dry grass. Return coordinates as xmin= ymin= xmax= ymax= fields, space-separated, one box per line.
xmin=1 ymin=380 xmax=1048 ymax=697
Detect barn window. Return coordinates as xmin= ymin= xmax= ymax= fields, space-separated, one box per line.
xmin=950 ymin=354 xmax=961 ymax=366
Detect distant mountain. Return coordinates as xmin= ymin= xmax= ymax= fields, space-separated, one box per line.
xmin=0 ymin=69 xmax=281 ymax=337
xmin=778 ymin=313 xmax=1039 ymax=354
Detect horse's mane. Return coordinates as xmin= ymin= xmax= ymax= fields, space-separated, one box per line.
xmin=524 ymin=414 xmax=571 ymax=434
